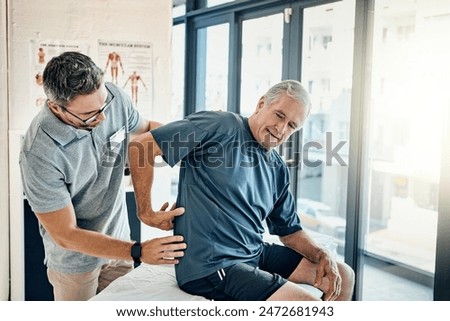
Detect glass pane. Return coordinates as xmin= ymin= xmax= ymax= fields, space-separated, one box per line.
xmin=360 ymin=0 xmax=449 ymax=300
xmin=299 ymin=1 xmax=355 ymax=255
xmin=196 ymin=24 xmax=229 ymax=111
xmin=172 ymin=1 xmax=186 ymax=18
xmin=240 ymin=13 xmax=283 ymax=116
xmin=170 ymin=24 xmax=186 ymax=202
xmin=207 ymin=0 xmax=235 ymax=7
xmin=171 ymin=24 xmax=185 ymax=121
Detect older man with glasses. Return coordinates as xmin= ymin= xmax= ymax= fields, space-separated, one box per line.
xmin=19 ymin=51 xmax=186 ymax=301
xmin=54 ymin=85 xmax=115 ymax=127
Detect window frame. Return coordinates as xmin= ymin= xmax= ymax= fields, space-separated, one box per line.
xmin=172 ymin=0 xmax=450 ymax=300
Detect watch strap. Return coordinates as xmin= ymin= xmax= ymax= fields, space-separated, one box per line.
xmin=131 ymin=241 xmax=142 ymax=264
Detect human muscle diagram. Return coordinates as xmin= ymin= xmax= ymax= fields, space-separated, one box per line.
xmin=104 ymin=51 xmax=124 ymax=84
xmin=98 ymin=40 xmax=153 ymax=118
xmin=123 ymin=71 xmax=147 ymax=105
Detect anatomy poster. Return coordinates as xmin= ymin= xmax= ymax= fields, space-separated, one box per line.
xmin=30 ymin=39 xmax=89 ymax=109
xmin=98 ymin=40 xmax=153 ymax=118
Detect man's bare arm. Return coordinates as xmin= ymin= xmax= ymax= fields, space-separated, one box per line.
xmin=36 ymin=204 xmax=186 ymax=264
xmin=128 ymin=131 xmax=184 ymax=230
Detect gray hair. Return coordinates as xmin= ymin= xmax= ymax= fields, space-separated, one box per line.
xmin=263 ymin=79 xmax=311 ymax=115
xmin=43 ymin=51 xmax=104 ymax=106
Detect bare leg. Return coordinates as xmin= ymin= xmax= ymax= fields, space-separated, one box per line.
xmin=267 ymin=282 xmax=321 ymax=301
xmin=267 ymin=258 xmax=354 ymax=301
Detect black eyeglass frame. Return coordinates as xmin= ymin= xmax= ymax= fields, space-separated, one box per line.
xmin=58 ymin=86 xmax=115 ymax=125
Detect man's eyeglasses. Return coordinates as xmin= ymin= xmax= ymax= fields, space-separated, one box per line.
xmin=58 ymin=86 xmax=115 ymax=125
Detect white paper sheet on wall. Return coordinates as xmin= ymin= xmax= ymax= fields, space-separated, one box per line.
xmin=98 ymin=39 xmax=153 ymax=120
xmin=29 ymin=39 xmax=90 ymax=110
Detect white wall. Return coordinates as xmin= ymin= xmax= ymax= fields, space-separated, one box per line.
xmin=4 ymin=0 xmax=173 ymax=300
xmin=9 ymin=0 xmax=172 ymax=130
xmin=0 ymin=0 xmax=10 ymax=301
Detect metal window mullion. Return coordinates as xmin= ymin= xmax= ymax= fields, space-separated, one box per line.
xmin=434 ymin=100 xmax=450 ymax=300
xmin=282 ymin=3 xmax=304 ymax=197
xmin=345 ymin=0 xmax=374 ymax=301
xmin=227 ymin=12 xmax=241 ymax=113
xmin=184 ymin=18 xmax=198 ymax=116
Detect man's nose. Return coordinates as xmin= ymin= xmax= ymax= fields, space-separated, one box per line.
xmin=96 ymin=111 xmax=107 ymax=122
xmin=276 ymin=121 xmax=287 ymax=135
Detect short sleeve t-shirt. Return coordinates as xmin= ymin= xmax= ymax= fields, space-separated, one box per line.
xmin=19 ymin=83 xmax=142 ymax=274
xmin=151 ymin=111 xmax=302 ymax=286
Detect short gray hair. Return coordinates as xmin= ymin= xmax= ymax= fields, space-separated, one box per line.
xmin=264 ymin=79 xmax=311 ymax=115
xmin=43 ymin=51 xmax=104 ymax=106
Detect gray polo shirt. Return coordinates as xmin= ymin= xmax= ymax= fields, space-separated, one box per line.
xmin=19 ymin=83 xmax=142 ymax=274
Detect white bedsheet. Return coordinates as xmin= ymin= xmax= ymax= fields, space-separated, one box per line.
xmin=91 ymin=262 xmax=322 ymax=301
xmin=91 ymin=233 xmax=331 ymax=301
xmin=90 ymin=264 xmax=208 ymax=301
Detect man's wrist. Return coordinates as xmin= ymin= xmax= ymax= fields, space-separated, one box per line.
xmin=316 ymin=248 xmax=330 ymax=262
xmin=131 ymin=241 xmax=142 ymax=264
xmin=138 ymin=210 xmax=155 ymax=226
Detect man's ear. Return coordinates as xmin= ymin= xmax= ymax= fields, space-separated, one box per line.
xmin=47 ymin=100 xmax=60 ymax=113
xmin=255 ymin=96 xmax=265 ymax=112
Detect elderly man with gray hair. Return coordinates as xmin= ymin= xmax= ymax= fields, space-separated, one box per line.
xmin=129 ymin=80 xmax=355 ymax=301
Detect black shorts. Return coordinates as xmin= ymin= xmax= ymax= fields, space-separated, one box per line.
xmin=180 ymin=243 xmax=303 ymax=301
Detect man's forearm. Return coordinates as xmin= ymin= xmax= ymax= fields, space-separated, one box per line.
xmin=59 ymin=226 xmax=135 ymax=261
xmin=128 ymin=132 xmax=159 ymax=222
xmin=128 ymin=131 xmax=183 ymax=230
xmin=280 ymin=229 xmax=325 ymax=263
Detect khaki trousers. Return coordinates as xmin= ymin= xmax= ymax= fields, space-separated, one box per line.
xmin=47 ymin=260 xmax=133 ymax=301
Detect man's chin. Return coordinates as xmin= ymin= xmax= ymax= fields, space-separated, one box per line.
xmin=261 ymin=140 xmax=279 ymax=150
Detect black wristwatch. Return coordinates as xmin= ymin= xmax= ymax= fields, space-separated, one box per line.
xmin=131 ymin=241 xmax=142 ymax=264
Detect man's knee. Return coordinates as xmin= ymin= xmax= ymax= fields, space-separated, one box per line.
xmin=338 ymin=262 xmax=355 ymax=287
xmin=336 ymin=261 xmax=355 ymax=300
xmin=267 ymin=282 xmax=321 ymax=301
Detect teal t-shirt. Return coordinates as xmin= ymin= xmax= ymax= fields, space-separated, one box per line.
xmin=19 ymin=83 xmax=142 ymax=274
xmin=151 ymin=111 xmax=302 ymax=286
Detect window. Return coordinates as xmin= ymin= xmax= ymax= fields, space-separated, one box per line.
xmin=359 ymin=0 xmax=450 ymax=300
xmin=207 ymin=0 xmax=235 ymax=7
xmin=196 ymin=23 xmax=229 ymax=111
xmin=172 ymin=0 xmax=186 ymax=18
xmin=171 ymin=23 xmax=185 ymax=121
xmin=240 ymin=13 xmax=283 ymax=116
xmin=298 ymin=0 xmax=355 ymax=257
xmin=173 ymin=0 xmax=450 ymax=301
